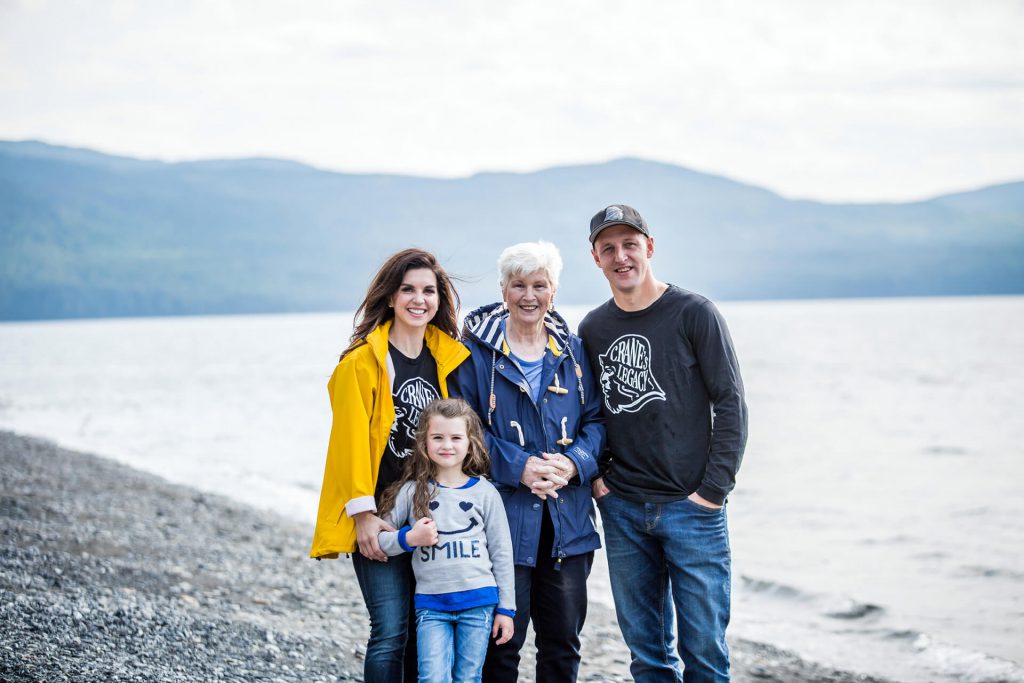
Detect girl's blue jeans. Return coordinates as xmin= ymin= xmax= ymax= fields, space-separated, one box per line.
xmin=416 ymin=605 xmax=494 ymax=683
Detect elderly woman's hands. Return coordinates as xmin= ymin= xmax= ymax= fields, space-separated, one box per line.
xmin=541 ymin=452 xmax=577 ymax=481
xmin=521 ymin=456 xmax=566 ymax=499
xmin=521 ymin=453 xmax=577 ymax=500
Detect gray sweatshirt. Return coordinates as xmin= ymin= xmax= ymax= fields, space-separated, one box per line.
xmin=379 ymin=477 xmax=516 ymax=616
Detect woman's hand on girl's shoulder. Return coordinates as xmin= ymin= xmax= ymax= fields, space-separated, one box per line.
xmin=406 ymin=517 xmax=438 ymax=547
xmin=492 ymin=614 xmax=514 ymax=645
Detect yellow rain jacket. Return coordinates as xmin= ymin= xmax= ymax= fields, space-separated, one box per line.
xmin=309 ymin=320 xmax=469 ymax=559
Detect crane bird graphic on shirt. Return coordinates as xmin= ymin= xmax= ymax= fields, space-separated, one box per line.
xmin=597 ymin=334 xmax=666 ymax=414
xmin=388 ymin=377 xmax=441 ymax=459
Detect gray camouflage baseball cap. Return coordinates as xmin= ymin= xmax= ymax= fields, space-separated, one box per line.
xmin=589 ymin=204 xmax=650 ymax=243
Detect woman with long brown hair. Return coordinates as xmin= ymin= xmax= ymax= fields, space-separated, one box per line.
xmin=310 ymin=248 xmax=469 ymax=683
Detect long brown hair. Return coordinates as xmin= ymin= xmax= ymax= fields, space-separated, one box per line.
xmin=378 ymin=399 xmax=490 ymax=520
xmin=340 ymin=248 xmax=460 ymax=360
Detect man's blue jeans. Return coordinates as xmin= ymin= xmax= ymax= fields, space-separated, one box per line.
xmin=597 ymin=492 xmax=731 ymax=683
xmin=351 ymin=552 xmax=417 ymax=683
xmin=416 ymin=605 xmax=494 ymax=683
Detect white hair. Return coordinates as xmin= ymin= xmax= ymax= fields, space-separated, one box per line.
xmin=497 ymin=241 xmax=563 ymax=291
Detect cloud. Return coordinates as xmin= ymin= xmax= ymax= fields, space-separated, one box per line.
xmin=0 ymin=0 xmax=1021 ymax=201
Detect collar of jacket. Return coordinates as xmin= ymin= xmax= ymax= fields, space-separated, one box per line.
xmin=462 ymin=301 xmax=571 ymax=356
xmin=363 ymin=320 xmax=469 ymax=389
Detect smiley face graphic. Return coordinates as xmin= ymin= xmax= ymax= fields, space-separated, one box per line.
xmin=429 ymin=499 xmax=479 ymax=535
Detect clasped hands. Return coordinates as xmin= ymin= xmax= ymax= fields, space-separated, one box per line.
xmin=521 ymin=452 xmax=577 ymax=500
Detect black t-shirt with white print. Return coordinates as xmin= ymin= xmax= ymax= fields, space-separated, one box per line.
xmin=375 ymin=342 xmax=442 ymax=499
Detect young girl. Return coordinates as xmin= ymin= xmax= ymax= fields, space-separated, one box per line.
xmin=377 ymin=398 xmax=515 ymax=683
xmin=310 ymin=249 xmax=470 ymax=683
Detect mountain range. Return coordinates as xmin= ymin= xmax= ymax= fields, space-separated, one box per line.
xmin=1 ymin=140 xmax=1021 ymax=321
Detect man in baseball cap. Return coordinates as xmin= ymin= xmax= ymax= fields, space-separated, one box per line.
xmin=579 ymin=204 xmax=748 ymax=681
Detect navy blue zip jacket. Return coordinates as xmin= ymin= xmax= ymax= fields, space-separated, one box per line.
xmin=451 ymin=303 xmax=605 ymax=567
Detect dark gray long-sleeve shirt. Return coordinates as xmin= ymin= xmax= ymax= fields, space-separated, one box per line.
xmin=578 ymin=285 xmax=747 ymax=505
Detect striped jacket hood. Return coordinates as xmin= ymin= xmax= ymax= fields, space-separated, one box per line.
xmin=462 ymin=301 xmax=572 ymax=354
xmin=461 ymin=301 xmax=584 ymax=426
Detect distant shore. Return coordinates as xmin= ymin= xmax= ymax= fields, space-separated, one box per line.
xmin=1 ymin=431 xmax=891 ymax=682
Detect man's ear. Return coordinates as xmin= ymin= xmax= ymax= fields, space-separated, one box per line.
xmin=591 ymin=248 xmax=601 ymax=267
xmin=646 ymin=236 xmax=655 ymax=258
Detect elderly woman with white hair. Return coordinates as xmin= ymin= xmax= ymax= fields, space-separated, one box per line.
xmin=452 ymin=241 xmax=605 ymax=683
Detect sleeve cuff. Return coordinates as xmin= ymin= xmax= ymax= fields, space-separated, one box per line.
xmin=495 ymin=607 xmax=516 ymax=618
xmin=398 ymin=526 xmax=414 ymax=553
xmin=344 ymin=495 xmax=377 ymax=517
xmin=566 ymin=445 xmax=595 ymax=485
xmin=696 ymin=484 xmax=726 ymax=506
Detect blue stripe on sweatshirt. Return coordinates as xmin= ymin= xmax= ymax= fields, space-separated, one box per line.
xmin=415 ymin=586 xmax=507 ymax=614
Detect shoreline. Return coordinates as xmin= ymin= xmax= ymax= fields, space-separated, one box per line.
xmin=1 ymin=431 xmax=891 ymax=682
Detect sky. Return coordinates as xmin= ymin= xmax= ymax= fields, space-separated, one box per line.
xmin=1 ymin=0 xmax=1022 ymax=202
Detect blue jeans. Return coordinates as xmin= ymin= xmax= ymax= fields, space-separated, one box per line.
xmin=416 ymin=606 xmax=494 ymax=683
xmin=351 ymin=552 xmax=418 ymax=683
xmin=597 ymin=493 xmax=731 ymax=683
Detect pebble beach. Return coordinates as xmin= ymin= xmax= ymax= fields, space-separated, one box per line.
xmin=1 ymin=431 xmax=891 ymax=682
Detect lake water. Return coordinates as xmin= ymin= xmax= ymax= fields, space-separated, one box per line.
xmin=1 ymin=296 xmax=1022 ymax=682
